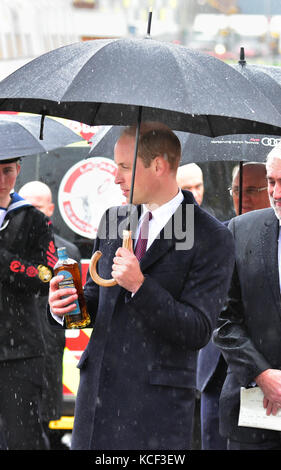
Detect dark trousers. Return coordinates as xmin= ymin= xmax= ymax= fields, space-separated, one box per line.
xmin=228 ymin=434 xmax=281 ymax=450
xmin=0 ymin=357 xmax=49 ymax=450
xmin=200 ymin=358 xmax=227 ymax=450
xmin=200 ymin=386 xmax=227 ymax=450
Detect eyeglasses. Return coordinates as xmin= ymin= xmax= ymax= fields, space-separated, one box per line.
xmin=228 ymin=186 xmax=267 ymax=196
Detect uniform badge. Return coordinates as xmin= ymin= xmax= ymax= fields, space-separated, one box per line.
xmin=37 ymin=264 xmax=53 ymax=282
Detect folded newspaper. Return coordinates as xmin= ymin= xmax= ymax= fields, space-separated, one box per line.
xmin=238 ymin=387 xmax=281 ymax=431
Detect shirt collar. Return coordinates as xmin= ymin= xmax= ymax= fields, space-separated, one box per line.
xmin=2 ymin=192 xmax=31 ymax=214
xmin=140 ymin=190 xmax=184 ymax=222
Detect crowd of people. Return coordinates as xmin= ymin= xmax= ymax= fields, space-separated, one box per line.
xmin=1 ymin=120 xmax=281 ymax=450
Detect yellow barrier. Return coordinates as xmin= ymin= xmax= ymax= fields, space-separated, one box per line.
xmin=49 ymin=416 xmax=74 ymax=430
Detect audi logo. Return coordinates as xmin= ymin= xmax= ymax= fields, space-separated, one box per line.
xmin=261 ymin=137 xmax=281 ymax=147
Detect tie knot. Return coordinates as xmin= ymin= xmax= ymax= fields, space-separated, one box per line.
xmin=140 ymin=211 xmax=152 ymax=236
xmin=145 ymin=211 xmax=152 ymax=222
xmin=134 ymin=211 xmax=152 ymax=261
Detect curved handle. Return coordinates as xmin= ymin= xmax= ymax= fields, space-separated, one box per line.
xmin=89 ymin=230 xmax=133 ymax=287
xmin=89 ymin=250 xmax=117 ymax=287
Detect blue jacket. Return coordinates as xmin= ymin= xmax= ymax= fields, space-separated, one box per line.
xmin=0 ymin=192 xmax=55 ymax=361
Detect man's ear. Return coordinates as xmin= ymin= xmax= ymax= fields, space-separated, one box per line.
xmin=46 ymin=202 xmax=55 ymax=218
xmin=154 ymin=155 xmax=168 ymax=175
xmin=153 ymin=155 xmax=165 ymax=175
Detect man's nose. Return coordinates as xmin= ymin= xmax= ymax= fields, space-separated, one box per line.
xmin=114 ymin=170 xmax=122 ymax=185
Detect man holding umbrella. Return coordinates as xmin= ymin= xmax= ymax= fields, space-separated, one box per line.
xmin=49 ymin=122 xmax=235 ymax=450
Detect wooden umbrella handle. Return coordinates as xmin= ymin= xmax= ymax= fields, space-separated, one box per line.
xmin=89 ymin=230 xmax=133 ymax=287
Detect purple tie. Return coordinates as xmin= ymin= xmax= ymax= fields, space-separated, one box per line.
xmin=134 ymin=211 xmax=152 ymax=261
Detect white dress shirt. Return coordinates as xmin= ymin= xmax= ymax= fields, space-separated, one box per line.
xmin=135 ymin=189 xmax=184 ymax=249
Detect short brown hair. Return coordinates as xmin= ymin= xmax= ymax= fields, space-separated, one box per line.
xmin=122 ymin=122 xmax=181 ymax=171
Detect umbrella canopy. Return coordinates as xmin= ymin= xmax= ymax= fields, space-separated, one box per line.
xmin=179 ymin=132 xmax=278 ymax=163
xmin=1 ymin=38 xmax=281 ymax=136
xmin=89 ymin=125 xmax=276 ymax=164
xmin=232 ymin=60 xmax=281 ymax=120
xmin=0 ymin=113 xmax=83 ymax=160
xmin=89 ymin=126 xmax=125 ymax=158
xmin=251 ymin=63 xmax=281 ymax=95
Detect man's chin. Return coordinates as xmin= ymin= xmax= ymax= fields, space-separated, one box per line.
xmin=274 ymin=208 xmax=281 ymax=220
xmin=270 ymin=199 xmax=281 ymax=220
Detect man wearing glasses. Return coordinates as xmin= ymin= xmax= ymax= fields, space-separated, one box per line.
xmin=229 ymin=162 xmax=270 ymax=215
xmin=213 ymin=146 xmax=281 ymax=450
xmin=197 ymin=161 xmax=270 ymax=450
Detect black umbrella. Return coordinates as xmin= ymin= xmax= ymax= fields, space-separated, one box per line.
xmin=87 ymin=50 xmax=281 ymax=221
xmin=87 ymin=49 xmax=281 ymax=166
xmin=89 ymin=126 xmax=125 ymax=158
xmin=2 ymin=35 xmax=281 ymax=212
xmin=230 ymin=49 xmax=281 ymax=214
xmin=233 ymin=47 xmax=281 ymax=114
xmin=0 ymin=113 xmax=83 ymax=160
xmin=89 ymin=125 xmax=278 ymax=163
xmin=1 ymin=39 xmax=281 ymax=136
xmin=180 ymin=133 xmax=278 ymax=164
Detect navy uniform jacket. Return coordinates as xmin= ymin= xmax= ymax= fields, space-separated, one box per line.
xmin=53 ymin=190 xmax=235 ymax=450
xmin=0 ymin=192 xmax=55 ymax=361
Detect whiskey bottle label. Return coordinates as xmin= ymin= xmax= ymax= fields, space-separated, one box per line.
xmin=58 ymin=270 xmax=81 ymax=316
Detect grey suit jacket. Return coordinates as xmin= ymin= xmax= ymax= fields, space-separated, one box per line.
xmin=213 ymin=207 xmax=281 ymax=442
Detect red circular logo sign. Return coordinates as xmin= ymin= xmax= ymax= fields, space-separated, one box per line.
xmin=58 ymin=157 xmax=126 ymax=239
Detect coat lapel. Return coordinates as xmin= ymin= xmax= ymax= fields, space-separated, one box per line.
xmin=140 ymin=236 xmax=174 ymax=272
xmin=260 ymin=210 xmax=281 ymax=312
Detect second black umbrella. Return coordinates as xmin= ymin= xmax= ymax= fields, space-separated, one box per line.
xmin=0 ymin=113 xmax=83 ymax=160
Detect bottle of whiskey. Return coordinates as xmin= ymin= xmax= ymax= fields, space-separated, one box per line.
xmin=54 ymin=247 xmax=91 ymax=329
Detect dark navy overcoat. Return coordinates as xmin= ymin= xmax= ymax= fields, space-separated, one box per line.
xmin=69 ymin=191 xmax=235 ymax=450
